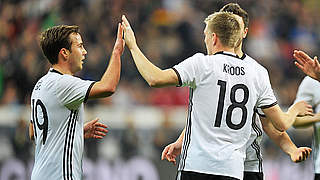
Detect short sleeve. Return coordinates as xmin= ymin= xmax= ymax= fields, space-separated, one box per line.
xmin=294 ymin=76 xmax=317 ymax=106
xmin=172 ymin=53 xmax=205 ymax=88
xmin=256 ymin=69 xmax=277 ymax=109
xmin=54 ymin=75 xmax=95 ymax=110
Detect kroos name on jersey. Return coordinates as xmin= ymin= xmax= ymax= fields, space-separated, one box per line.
xmin=223 ymin=64 xmax=245 ymax=75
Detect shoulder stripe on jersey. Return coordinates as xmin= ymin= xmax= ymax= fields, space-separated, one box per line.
xmin=259 ymin=101 xmax=278 ymax=109
xmin=84 ymin=82 xmax=96 ymax=103
xmin=179 ymin=87 xmax=194 ymax=170
xmin=63 ymin=110 xmax=77 ymax=180
xmin=251 ymin=140 xmax=263 ymax=173
xmin=172 ymin=68 xmax=182 ymax=87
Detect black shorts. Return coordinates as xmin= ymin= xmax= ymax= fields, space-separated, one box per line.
xmin=315 ymin=174 xmax=320 ymax=180
xmin=243 ymin=171 xmax=263 ymax=180
xmin=177 ymin=171 xmax=240 ymax=180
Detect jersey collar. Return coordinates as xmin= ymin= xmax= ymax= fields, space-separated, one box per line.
xmin=214 ymin=51 xmax=245 ymax=60
xmin=49 ymin=68 xmax=63 ymax=75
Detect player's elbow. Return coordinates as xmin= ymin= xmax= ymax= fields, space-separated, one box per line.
xmin=101 ymin=86 xmax=116 ymax=97
xmin=148 ymin=78 xmax=161 ymax=88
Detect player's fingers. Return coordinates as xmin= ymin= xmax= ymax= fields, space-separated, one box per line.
xmin=298 ymin=51 xmax=313 ymax=61
xmin=94 ymin=135 xmax=104 ymax=139
xmin=161 ymin=146 xmax=169 ymax=160
xmin=96 ymin=123 xmax=108 ymax=129
xmin=122 ymin=15 xmax=131 ymax=29
xmin=95 ymin=131 xmax=106 ymax=137
xmin=294 ymin=52 xmax=307 ymax=64
xmin=96 ymin=127 xmax=108 ymax=132
xmin=117 ymin=23 xmax=123 ymax=39
xmin=91 ymin=118 xmax=99 ymax=124
xmin=294 ymin=61 xmax=305 ymax=71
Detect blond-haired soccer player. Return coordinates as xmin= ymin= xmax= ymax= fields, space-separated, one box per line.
xmin=30 ymin=24 xmax=124 ymax=179
xmin=122 ymin=11 xmax=312 ymax=180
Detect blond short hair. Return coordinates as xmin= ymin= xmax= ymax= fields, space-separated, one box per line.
xmin=204 ymin=12 xmax=241 ymax=48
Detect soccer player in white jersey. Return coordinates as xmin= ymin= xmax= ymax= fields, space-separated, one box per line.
xmin=161 ymin=3 xmax=314 ymax=180
xmin=122 ymin=11 xmax=312 ymax=180
xmin=30 ymin=24 xmax=124 ymax=179
xmin=293 ymin=75 xmax=320 ymax=180
xmin=294 ymin=50 xmax=320 ymax=82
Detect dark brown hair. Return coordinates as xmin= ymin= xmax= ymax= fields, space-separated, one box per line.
xmin=40 ymin=25 xmax=80 ymax=64
xmin=220 ymin=3 xmax=249 ymax=28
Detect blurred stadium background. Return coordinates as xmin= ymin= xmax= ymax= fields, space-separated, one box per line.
xmin=0 ymin=0 xmax=320 ymax=179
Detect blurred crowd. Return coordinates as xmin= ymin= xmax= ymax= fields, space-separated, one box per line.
xmin=1 ymin=0 xmax=320 ymax=107
xmin=1 ymin=0 xmax=320 ymax=179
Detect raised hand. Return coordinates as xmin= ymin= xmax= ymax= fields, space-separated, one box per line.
xmin=161 ymin=142 xmax=182 ymax=165
xmin=293 ymin=50 xmax=320 ymax=81
xmin=84 ymin=118 xmax=108 ymax=139
xmin=121 ymin=15 xmax=137 ymax=50
xmin=113 ymin=23 xmax=125 ymax=55
xmin=288 ymin=100 xmax=313 ymax=116
xmin=290 ymin=147 xmax=312 ymax=163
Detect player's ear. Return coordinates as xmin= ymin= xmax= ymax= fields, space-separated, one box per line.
xmin=243 ymin=28 xmax=248 ymax=38
xmin=212 ymin=33 xmax=217 ymax=46
xmin=60 ymin=48 xmax=70 ymax=60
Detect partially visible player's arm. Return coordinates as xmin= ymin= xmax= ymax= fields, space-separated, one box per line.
xmin=262 ymin=101 xmax=313 ymax=131
xmin=261 ymin=117 xmax=311 ymax=163
xmin=88 ymin=23 xmax=124 ymax=99
xmin=293 ymin=113 xmax=320 ymax=128
xmin=122 ymin=15 xmax=179 ymax=88
xmin=29 ymin=122 xmax=34 ymax=141
xmin=161 ymin=128 xmax=185 ymax=165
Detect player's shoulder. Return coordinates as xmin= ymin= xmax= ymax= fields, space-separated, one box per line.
xmin=243 ymin=54 xmax=268 ymax=73
xmin=299 ymin=76 xmax=320 ymax=89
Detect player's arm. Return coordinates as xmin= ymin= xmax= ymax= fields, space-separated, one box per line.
xmin=293 ymin=113 xmax=320 ymax=128
xmin=29 ymin=122 xmax=34 ymax=141
xmin=261 ymin=116 xmax=311 ymax=163
xmin=88 ymin=23 xmax=124 ymax=99
xmin=161 ymin=128 xmax=185 ymax=165
xmin=122 ymin=15 xmax=179 ymax=88
xmin=293 ymin=50 xmax=320 ymax=82
xmin=262 ymin=101 xmax=313 ymax=131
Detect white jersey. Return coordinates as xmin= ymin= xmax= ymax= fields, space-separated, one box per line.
xmin=174 ymin=52 xmax=277 ymax=179
xmin=244 ymin=111 xmax=264 ymax=173
xmin=30 ymin=69 xmax=95 ymax=180
xmin=294 ymin=76 xmax=320 ymax=174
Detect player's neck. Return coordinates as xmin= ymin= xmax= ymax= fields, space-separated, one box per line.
xmin=52 ymin=64 xmax=73 ymax=75
xmin=212 ymin=46 xmax=236 ymax=55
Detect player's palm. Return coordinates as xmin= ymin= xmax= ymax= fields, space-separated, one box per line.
xmin=121 ymin=15 xmax=137 ymax=50
xmin=84 ymin=118 xmax=108 ymax=139
xmin=294 ymin=50 xmax=320 ymax=81
xmin=113 ymin=23 xmax=125 ymax=55
xmin=289 ymin=100 xmax=313 ymax=116
xmin=290 ymin=147 xmax=312 ymax=163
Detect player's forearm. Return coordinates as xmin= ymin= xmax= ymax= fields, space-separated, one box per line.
xmin=175 ymin=128 xmax=186 ymax=147
xmin=262 ymin=118 xmax=296 ymax=156
xmin=293 ymin=115 xmax=320 ymax=128
xmin=96 ymin=51 xmax=122 ymax=96
xmin=129 ymin=45 xmax=168 ymax=87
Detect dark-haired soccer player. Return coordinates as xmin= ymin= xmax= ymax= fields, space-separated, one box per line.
xmin=30 ymin=24 xmax=124 ymax=179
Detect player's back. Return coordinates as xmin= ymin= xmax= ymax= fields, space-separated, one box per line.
xmin=30 ymin=69 xmax=92 ymax=180
xmin=174 ymin=52 xmax=276 ymax=179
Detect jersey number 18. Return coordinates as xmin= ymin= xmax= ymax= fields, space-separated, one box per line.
xmin=214 ymin=80 xmax=249 ymax=130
